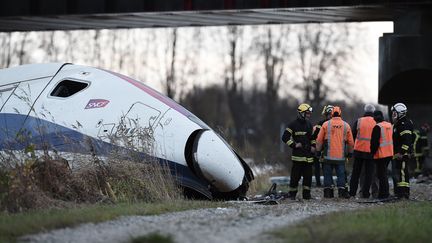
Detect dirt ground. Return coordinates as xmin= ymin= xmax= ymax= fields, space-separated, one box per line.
xmin=20 ymin=182 xmax=432 ymax=243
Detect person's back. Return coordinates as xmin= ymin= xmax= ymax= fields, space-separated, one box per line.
xmin=321 ymin=117 xmax=353 ymax=162
xmin=349 ymin=104 xmax=377 ymax=198
xmin=316 ymin=106 xmax=354 ymax=198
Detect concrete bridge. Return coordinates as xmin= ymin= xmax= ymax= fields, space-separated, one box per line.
xmin=1 ymin=0 xmax=432 ymax=106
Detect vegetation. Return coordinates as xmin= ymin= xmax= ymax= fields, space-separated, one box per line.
xmin=0 ymin=200 xmax=220 ymax=243
xmin=269 ymin=201 xmax=432 ymax=243
xmin=130 ymin=232 xmax=174 ymax=243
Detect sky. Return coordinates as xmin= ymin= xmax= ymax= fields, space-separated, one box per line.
xmin=354 ymin=21 xmax=393 ymax=102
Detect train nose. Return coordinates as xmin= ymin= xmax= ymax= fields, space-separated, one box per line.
xmin=187 ymin=130 xmax=245 ymax=192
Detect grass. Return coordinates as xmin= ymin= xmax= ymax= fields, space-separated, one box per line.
xmin=0 ymin=200 xmax=221 ymax=243
xmin=269 ymin=201 xmax=432 ymax=243
xmin=130 ymin=232 xmax=174 ymax=243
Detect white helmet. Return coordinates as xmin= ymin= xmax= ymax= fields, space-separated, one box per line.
xmin=391 ymin=103 xmax=407 ymax=122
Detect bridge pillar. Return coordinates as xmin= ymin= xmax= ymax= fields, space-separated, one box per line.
xmin=379 ymin=10 xmax=432 ymax=105
xmin=379 ymin=10 xmax=432 ymax=127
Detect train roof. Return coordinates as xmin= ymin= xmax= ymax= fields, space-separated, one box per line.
xmin=0 ymin=63 xmax=66 ymax=86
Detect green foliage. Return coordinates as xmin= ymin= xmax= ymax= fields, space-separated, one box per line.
xmin=0 ymin=200 xmax=220 ymax=242
xmin=269 ymin=202 xmax=432 ymax=243
xmin=130 ymin=233 xmax=174 ymax=243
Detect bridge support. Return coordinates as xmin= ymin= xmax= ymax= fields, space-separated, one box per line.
xmin=379 ymin=10 xmax=432 ymax=105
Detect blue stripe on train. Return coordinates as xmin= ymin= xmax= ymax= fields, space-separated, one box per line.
xmin=0 ymin=113 xmax=211 ymax=198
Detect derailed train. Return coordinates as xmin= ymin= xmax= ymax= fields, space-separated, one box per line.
xmin=0 ymin=63 xmax=254 ymax=199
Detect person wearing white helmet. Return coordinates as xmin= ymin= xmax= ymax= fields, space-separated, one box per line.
xmin=390 ymin=102 xmax=414 ymax=199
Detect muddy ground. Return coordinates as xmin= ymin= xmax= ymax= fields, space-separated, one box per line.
xmin=20 ymin=182 xmax=432 ymax=243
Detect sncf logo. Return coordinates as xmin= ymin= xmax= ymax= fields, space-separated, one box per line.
xmin=85 ymin=99 xmax=110 ymax=109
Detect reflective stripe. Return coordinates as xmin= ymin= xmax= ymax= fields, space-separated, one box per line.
xmin=400 ymin=130 xmax=412 ymax=136
xmin=421 ymin=136 xmax=428 ymax=139
xmin=378 ymin=123 xmax=393 ymax=147
xmin=303 ymin=186 xmax=310 ymax=190
xmin=357 ymin=137 xmax=371 ymax=141
xmin=292 ymin=156 xmax=314 ymax=163
xmin=315 ymin=125 xmax=322 ymax=129
xmin=287 ymin=140 xmax=294 ymax=146
xmin=295 ymin=131 xmax=307 ymax=135
xmin=289 ymin=187 xmax=297 ymax=192
xmin=401 ymin=144 xmax=409 ymax=150
xmin=397 ymin=182 xmax=410 ymax=187
xmin=286 ymin=128 xmax=293 ymax=134
xmin=311 ymin=140 xmax=316 ymax=145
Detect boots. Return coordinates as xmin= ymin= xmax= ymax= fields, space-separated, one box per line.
xmin=338 ymin=188 xmax=350 ymax=199
xmin=303 ymin=189 xmax=311 ymax=200
xmin=323 ymin=187 xmax=334 ymax=198
xmin=288 ymin=191 xmax=297 ymax=200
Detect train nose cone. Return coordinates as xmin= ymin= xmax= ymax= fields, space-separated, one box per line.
xmin=194 ymin=130 xmax=245 ymax=192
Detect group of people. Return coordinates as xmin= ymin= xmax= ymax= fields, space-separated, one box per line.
xmin=282 ymin=102 xmax=430 ymax=200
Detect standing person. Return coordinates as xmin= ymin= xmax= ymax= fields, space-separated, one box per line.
xmin=413 ymin=123 xmax=430 ymax=177
xmin=282 ymin=104 xmax=314 ymax=200
xmin=311 ymin=105 xmax=334 ymax=187
xmin=391 ymin=103 xmax=413 ymax=199
xmin=316 ymin=106 xmax=354 ymax=198
xmin=370 ymin=110 xmax=393 ymax=199
xmin=349 ymin=104 xmax=376 ymax=198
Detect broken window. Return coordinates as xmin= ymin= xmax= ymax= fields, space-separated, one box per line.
xmin=50 ymin=80 xmax=88 ymax=98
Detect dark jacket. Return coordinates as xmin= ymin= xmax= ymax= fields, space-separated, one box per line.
xmin=393 ymin=116 xmax=414 ymax=157
xmin=282 ymin=117 xmax=314 ymax=163
xmin=370 ymin=116 xmax=384 ymax=156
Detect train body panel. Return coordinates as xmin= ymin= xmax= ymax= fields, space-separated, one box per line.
xmin=0 ymin=63 xmax=253 ymax=199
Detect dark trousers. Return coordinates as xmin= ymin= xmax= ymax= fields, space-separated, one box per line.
xmin=392 ymin=158 xmax=410 ymax=198
xmin=313 ymin=157 xmax=322 ymax=186
xmin=289 ymin=162 xmax=313 ymax=194
xmin=349 ymin=157 xmax=374 ymax=198
xmin=374 ymin=157 xmax=391 ymax=199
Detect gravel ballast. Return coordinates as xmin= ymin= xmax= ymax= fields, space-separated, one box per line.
xmin=20 ymin=183 xmax=432 ymax=243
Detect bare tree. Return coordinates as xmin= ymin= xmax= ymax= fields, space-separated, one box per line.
xmin=164 ymin=28 xmax=177 ymax=99
xmin=294 ymin=23 xmax=360 ymax=109
xmin=223 ymin=26 xmax=249 ymax=147
xmin=253 ymin=25 xmax=291 ymax=139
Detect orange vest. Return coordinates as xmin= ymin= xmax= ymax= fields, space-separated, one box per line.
xmin=318 ymin=117 xmax=354 ymax=161
xmin=354 ymin=116 xmax=376 ymax=152
xmin=374 ymin=121 xmax=394 ymax=159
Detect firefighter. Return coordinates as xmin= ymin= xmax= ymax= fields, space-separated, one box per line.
xmin=370 ymin=110 xmax=393 ymax=199
xmin=316 ymin=106 xmax=354 ymax=198
xmin=281 ymin=103 xmax=314 ymax=200
xmin=349 ymin=104 xmax=376 ymax=198
xmin=311 ymin=105 xmax=334 ymax=187
xmin=391 ymin=103 xmax=413 ymax=199
xmin=413 ymin=123 xmax=430 ymax=177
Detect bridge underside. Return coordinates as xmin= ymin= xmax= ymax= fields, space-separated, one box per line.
xmin=0 ymin=1 xmax=430 ymax=31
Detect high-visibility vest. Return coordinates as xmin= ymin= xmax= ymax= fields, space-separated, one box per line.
xmin=354 ymin=116 xmax=376 ymax=152
xmin=321 ymin=117 xmax=354 ymax=161
xmin=374 ymin=121 xmax=394 ymax=159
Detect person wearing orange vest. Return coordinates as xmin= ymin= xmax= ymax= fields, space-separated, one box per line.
xmin=316 ymin=106 xmax=354 ymax=198
xmin=349 ymin=104 xmax=376 ymax=198
xmin=370 ymin=110 xmax=393 ymax=199
xmin=311 ymin=105 xmax=334 ymax=187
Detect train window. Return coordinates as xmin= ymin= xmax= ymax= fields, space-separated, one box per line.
xmin=50 ymin=80 xmax=88 ymax=98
